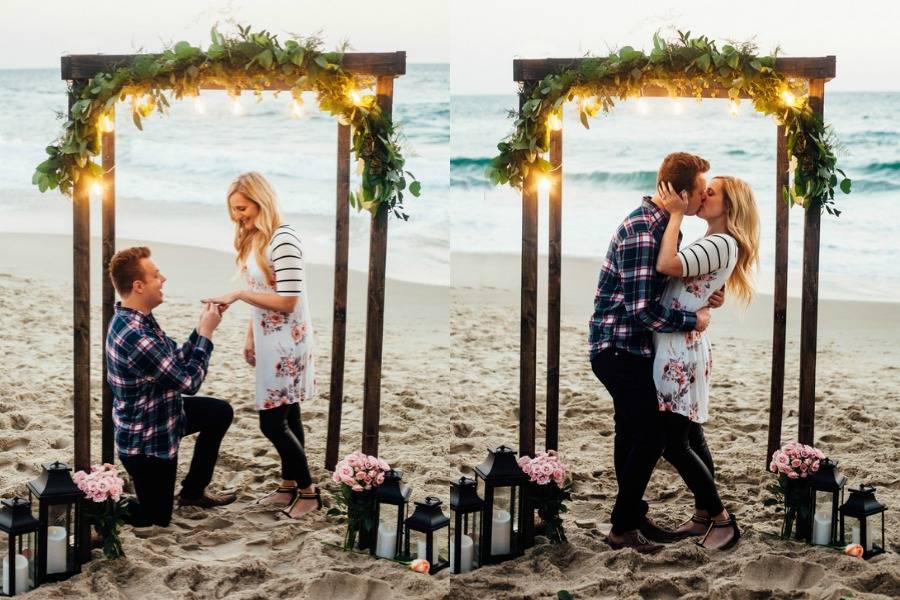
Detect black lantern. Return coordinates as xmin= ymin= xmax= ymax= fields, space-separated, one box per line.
xmin=474 ymin=445 xmax=528 ymax=564
xmin=26 ymin=462 xmax=84 ymax=584
xmin=806 ymin=458 xmax=847 ymax=546
xmin=372 ymin=469 xmax=411 ymax=560
xmin=839 ymin=484 xmax=887 ymax=559
xmin=403 ymin=496 xmax=450 ymax=575
xmin=449 ymin=476 xmax=483 ymax=573
xmin=0 ymin=498 xmax=39 ymax=597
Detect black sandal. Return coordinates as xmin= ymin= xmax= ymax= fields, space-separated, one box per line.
xmin=680 ymin=513 xmax=711 ymax=536
xmin=697 ymin=514 xmax=741 ymax=550
xmin=254 ymin=485 xmax=298 ymax=506
xmin=276 ymin=487 xmax=322 ymax=520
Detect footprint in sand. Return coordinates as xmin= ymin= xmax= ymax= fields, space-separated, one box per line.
xmin=741 ymin=555 xmax=825 ymax=590
xmin=453 ymin=421 xmax=474 ymax=438
xmin=450 ymin=442 xmax=474 ymax=454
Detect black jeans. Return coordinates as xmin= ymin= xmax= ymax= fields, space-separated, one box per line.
xmin=591 ymin=348 xmax=666 ymax=534
xmin=662 ymin=414 xmax=722 ymax=515
xmin=120 ymin=395 xmax=234 ymax=527
xmin=258 ymin=402 xmax=312 ymax=489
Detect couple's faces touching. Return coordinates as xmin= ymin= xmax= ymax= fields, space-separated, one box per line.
xmin=682 ymin=174 xmax=726 ymax=222
xmin=229 ymin=192 xmax=261 ymax=231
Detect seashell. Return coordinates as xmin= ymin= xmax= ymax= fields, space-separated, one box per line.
xmin=409 ymin=559 xmax=430 ymax=574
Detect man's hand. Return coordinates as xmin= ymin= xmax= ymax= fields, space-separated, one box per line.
xmin=694 ymin=306 xmax=710 ymax=332
xmin=708 ymin=287 xmax=726 ymax=309
xmin=197 ymin=302 xmax=223 ymax=339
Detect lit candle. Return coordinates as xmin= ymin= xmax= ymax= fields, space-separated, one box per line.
xmin=491 ymin=510 xmax=511 ymax=555
xmin=374 ymin=521 xmax=397 ymax=559
xmin=449 ymin=534 xmax=474 ymax=573
xmin=2 ymin=553 xmax=28 ymax=594
xmin=47 ymin=525 xmax=67 ymax=574
xmin=851 ymin=523 xmax=873 ymax=551
xmin=811 ymin=511 xmax=831 ymax=545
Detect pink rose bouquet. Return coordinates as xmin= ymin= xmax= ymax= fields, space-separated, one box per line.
xmin=73 ymin=463 xmax=129 ymax=558
xmin=765 ymin=441 xmax=826 ymax=541
xmin=518 ymin=450 xmax=572 ymax=544
xmin=328 ymin=451 xmax=391 ymax=551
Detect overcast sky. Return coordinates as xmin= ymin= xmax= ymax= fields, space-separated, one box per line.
xmin=1 ymin=0 xmax=897 ymax=94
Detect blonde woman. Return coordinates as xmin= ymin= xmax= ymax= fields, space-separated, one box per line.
xmin=653 ymin=176 xmax=760 ymax=550
xmin=203 ymin=172 xmax=320 ymax=520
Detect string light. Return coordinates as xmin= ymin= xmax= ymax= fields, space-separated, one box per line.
xmin=348 ymin=89 xmax=363 ymax=106
xmin=290 ymin=99 xmax=304 ymax=119
xmin=581 ymin=96 xmax=599 ymax=112
xmin=729 ymin=100 xmax=740 ymax=117
xmin=89 ymin=180 xmax=103 ymax=203
xmin=193 ymin=97 xmax=206 ymax=115
xmin=547 ymin=113 xmax=563 ymax=131
xmin=636 ymin=98 xmax=649 ymax=115
xmin=781 ymin=90 xmax=797 ymax=107
xmin=99 ymin=114 xmax=114 ymax=133
xmin=231 ymin=97 xmax=244 ymax=116
xmin=538 ymin=175 xmax=552 ymax=194
xmin=136 ymin=95 xmax=154 ymax=114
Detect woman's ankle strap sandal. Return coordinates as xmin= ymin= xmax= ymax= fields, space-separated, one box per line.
xmin=254 ymin=485 xmax=298 ymax=505
xmin=276 ymin=487 xmax=322 ymax=520
xmin=690 ymin=514 xmax=711 ymax=525
xmin=697 ymin=514 xmax=741 ymax=550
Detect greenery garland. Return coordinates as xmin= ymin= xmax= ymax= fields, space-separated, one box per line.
xmin=33 ymin=25 xmax=420 ymax=219
xmin=488 ymin=31 xmax=849 ymax=216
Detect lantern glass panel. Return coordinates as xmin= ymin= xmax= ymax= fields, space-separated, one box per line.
xmin=374 ymin=505 xmax=405 ymax=560
xmin=848 ymin=516 xmax=877 ymax=552
xmin=45 ymin=504 xmax=73 ymax=576
xmin=408 ymin=529 xmax=437 ymax=565
xmin=450 ymin=508 xmax=481 ymax=572
xmin=488 ymin=485 xmax=517 ymax=555
xmin=3 ymin=532 xmax=36 ymax=596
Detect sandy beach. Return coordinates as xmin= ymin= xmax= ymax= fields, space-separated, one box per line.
xmin=0 ymin=232 xmax=450 ymax=599
xmin=449 ymin=252 xmax=900 ymax=599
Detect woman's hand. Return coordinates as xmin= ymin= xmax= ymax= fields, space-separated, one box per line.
xmin=201 ymin=291 xmax=242 ymax=310
xmin=244 ymin=334 xmax=256 ymax=366
xmin=658 ymin=181 xmax=689 ymax=216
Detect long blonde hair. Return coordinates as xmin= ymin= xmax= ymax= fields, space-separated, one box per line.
xmin=228 ymin=172 xmax=282 ymax=285
xmin=715 ymin=176 xmax=760 ymax=305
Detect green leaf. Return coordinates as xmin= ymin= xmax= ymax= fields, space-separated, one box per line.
xmin=840 ymin=178 xmax=851 ymax=194
xmin=257 ymin=49 xmax=274 ymax=70
xmin=409 ymin=181 xmax=421 ymax=197
xmin=132 ymin=111 xmax=143 ymax=131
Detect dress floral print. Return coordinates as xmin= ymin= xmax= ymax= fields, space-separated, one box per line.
xmin=245 ymin=224 xmax=317 ymax=411
xmin=653 ymin=233 xmax=738 ymax=423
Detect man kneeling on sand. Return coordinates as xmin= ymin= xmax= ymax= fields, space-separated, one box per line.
xmin=105 ymin=246 xmax=236 ymax=527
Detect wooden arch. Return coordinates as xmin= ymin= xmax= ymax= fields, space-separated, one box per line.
xmin=512 ymin=56 xmax=835 ymax=469
xmin=62 ymin=52 xmax=405 ymax=559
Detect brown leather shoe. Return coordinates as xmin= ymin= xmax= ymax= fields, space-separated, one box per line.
xmin=178 ymin=490 xmax=237 ymax=508
xmin=640 ymin=517 xmax=689 ymax=543
xmin=604 ymin=530 xmax=664 ymax=554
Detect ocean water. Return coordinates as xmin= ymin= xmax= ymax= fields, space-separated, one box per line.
xmin=0 ymin=64 xmax=449 ymax=285
xmin=451 ymin=92 xmax=900 ymax=301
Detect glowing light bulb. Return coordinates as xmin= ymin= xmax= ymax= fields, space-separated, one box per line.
xmin=290 ymin=100 xmax=304 ymax=119
xmin=89 ymin=180 xmax=103 ymax=203
xmin=193 ymin=97 xmax=206 ymax=115
xmin=636 ymin=98 xmax=649 ymax=115
xmin=729 ymin=100 xmax=740 ymax=117
xmin=547 ymin=113 xmax=563 ymax=131
xmin=231 ymin=98 xmax=244 ymax=116
xmin=348 ymin=89 xmax=363 ymax=106
xmin=99 ymin=114 xmax=114 ymax=133
xmin=538 ymin=175 xmax=552 ymax=194
xmin=781 ymin=90 xmax=796 ymax=107
xmin=671 ymin=100 xmax=683 ymax=115
xmin=582 ymin=96 xmax=599 ymax=111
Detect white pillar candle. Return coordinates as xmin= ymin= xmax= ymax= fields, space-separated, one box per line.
xmin=47 ymin=526 xmax=68 ymax=574
xmin=449 ymin=534 xmax=474 ymax=573
xmin=2 ymin=553 xmax=28 ymax=595
xmin=416 ymin=539 xmax=438 ymax=564
xmin=491 ymin=510 xmax=511 ymax=555
xmin=851 ymin=524 xmax=873 ymax=551
xmin=812 ymin=511 xmax=831 ymax=545
xmin=374 ymin=522 xmax=397 ymax=559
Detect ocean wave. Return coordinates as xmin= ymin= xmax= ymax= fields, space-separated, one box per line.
xmin=860 ymin=160 xmax=900 ymax=174
xmin=450 ymin=156 xmax=657 ymax=189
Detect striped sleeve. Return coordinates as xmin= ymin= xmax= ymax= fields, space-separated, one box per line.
xmin=270 ymin=226 xmax=304 ymax=296
xmin=677 ymin=234 xmax=736 ymax=277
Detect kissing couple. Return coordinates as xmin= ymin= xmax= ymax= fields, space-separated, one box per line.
xmin=589 ymin=152 xmax=760 ymax=553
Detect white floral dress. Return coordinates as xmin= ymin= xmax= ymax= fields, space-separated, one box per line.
xmin=245 ymin=224 xmax=317 ymax=410
xmin=653 ymin=233 xmax=738 ymax=423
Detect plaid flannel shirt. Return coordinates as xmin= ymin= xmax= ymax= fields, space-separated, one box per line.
xmin=106 ymin=303 xmax=213 ymax=459
xmin=588 ymin=197 xmax=698 ymax=359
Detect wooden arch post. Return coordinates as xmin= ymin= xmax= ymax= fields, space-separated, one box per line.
xmin=511 ymin=56 xmax=835 ymax=547
xmin=61 ymin=51 xmax=406 ymax=560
